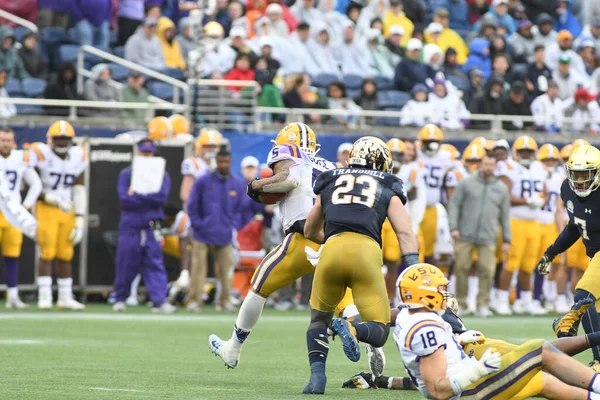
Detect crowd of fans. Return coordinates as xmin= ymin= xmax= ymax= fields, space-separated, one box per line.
xmin=1 ymin=0 xmax=600 ymax=131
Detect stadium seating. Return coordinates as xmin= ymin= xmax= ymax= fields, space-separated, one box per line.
xmin=58 ymin=44 xmax=81 ymax=65
xmin=107 ymin=63 xmax=130 ymax=82
xmin=22 ymin=78 xmax=47 ymax=98
xmin=374 ymin=76 xmax=395 ymax=91
xmin=148 ymin=81 xmax=174 ymax=102
xmin=376 ymin=90 xmax=411 ymax=109
xmin=160 ymin=68 xmax=186 ymax=81
xmin=5 ymin=79 xmax=22 ymax=96
xmin=16 ymin=105 xmax=45 ymax=115
xmin=84 ymin=47 xmax=110 ymax=70
xmin=312 ymin=73 xmax=339 ymax=88
xmin=376 ymin=106 xmax=402 ymax=127
xmin=342 ymin=74 xmax=363 ymax=90
xmin=14 ymin=26 xmax=28 ymax=42
xmin=112 ymin=46 xmax=125 ymax=59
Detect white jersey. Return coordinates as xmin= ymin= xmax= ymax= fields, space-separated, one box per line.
xmin=30 ymin=143 xmax=88 ymax=202
xmin=417 ymin=150 xmax=453 ymax=206
xmin=0 ymin=150 xmax=40 ymax=206
xmin=397 ymin=161 xmax=426 ymax=233
xmin=181 ymin=156 xmax=209 ymax=178
xmin=266 ymin=144 xmax=337 ymax=231
xmin=505 ymin=160 xmax=546 ymax=221
xmin=538 ymin=168 xmax=565 ymax=225
xmin=394 ymin=309 xmax=470 ymax=400
xmin=162 ymin=210 xmax=190 ymax=237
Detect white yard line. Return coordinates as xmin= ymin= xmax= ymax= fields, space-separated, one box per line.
xmin=0 ymin=313 xmax=309 ymax=323
xmin=89 ymin=387 xmax=146 ymax=393
xmin=0 ymin=339 xmax=44 ymax=344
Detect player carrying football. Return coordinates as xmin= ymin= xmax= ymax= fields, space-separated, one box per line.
xmin=301 ymin=136 xmax=420 ymax=394
xmin=30 ymin=121 xmax=88 ymax=310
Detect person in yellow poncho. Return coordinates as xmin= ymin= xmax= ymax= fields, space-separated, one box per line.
xmin=424 ymin=8 xmax=469 ymax=65
xmin=156 ymin=17 xmax=186 ymax=70
xmin=382 ymin=0 xmax=413 ymax=45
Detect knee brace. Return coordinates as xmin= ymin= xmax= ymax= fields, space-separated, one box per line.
xmin=309 ymin=309 xmax=334 ymax=331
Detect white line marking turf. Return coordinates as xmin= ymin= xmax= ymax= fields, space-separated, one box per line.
xmin=89 ymin=387 xmax=146 ymax=393
xmin=0 ymin=339 xmax=44 ymax=345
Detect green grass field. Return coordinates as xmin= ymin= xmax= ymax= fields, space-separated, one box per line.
xmin=0 ymin=304 xmax=591 ymax=399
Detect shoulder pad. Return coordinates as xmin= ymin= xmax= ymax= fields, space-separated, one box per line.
xmin=403 ymin=319 xmax=448 ymax=355
xmin=386 ymin=174 xmax=408 ymax=205
xmin=30 ymin=142 xmax=49 ymax=162
xmin=313 ymin=170 xmax=333 ymax=195
xmin=267 ymin=144 xmax=302 ymax=168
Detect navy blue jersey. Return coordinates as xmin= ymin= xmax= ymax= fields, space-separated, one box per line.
xmin=314 ymin=168 xmax=407 ymax=246
xmin=561 ymin=179 xmax=600 ymax=258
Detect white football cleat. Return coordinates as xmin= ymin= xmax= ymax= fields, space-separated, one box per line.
xmin=528 ymin=300 xmax=548 ymax=315
xmin=151 ymin=303 xmax=176 ymax=313
xmin=125 ymin=295 xmax=139 ymax=306
xmin=512 ymin=299 xmax=526 ymax=315
xmin=112 ymin=302 xmax=126 ymax=312
xmin=209 ymin=335 xmax=240 ymax=369
xmin=555 ymin=294 xmax=571 ymax=314
xmin=475 ymin=306 xmax=492 ymax=318
xmin=38 ymin=290 xmax=53 ymax=310
xmin=6 ymin=297 xmax=29 ymax=310
xmin=57 ymin=297 xmax=85 ymax=311
xmin=186 ymin=301 xmax=201 ymax=312
xmin=365 ymin=344 xmax=386 ymax=377
xmin=493 ymin=301 xmax=513 ymax=316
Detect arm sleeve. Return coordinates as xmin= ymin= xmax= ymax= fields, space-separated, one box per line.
xmin=21 ymin=168 xmax=42 ymax=209
xmin=546 ymin=221 xmax=581 ymax=258
xmin=447 ymin=181 xmax=463 ymax=232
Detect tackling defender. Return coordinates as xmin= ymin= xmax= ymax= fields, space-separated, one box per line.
xmin=30 ymin=121 xmax=88 ymax=310
xmin=302 ymin=136 xmax=419 ymax=394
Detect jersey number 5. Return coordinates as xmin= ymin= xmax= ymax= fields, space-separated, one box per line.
xmin=332 ymin=174 xmax=378 ymax=208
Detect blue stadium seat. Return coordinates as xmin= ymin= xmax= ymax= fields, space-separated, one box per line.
xmin=84 ymin=47 xmax=110 ymax=70
xmin=16 ymin=105 xmax=45 ymax=115
xmin=160 ymin=68 xmax=185 ymax=81
xmin=5 ymin=79 xmax=22 ymax=96
xmin=22 ymin=78 xmax=47 ymax=98
xmin=312 ymin=73 xmax=338 ymax=88
xmin=374 ymin=76 xmax=395 ymax=91
xmin=148 ymin=82 xmax=174 ymax=101
xmin=14 ymin=27 xmax=28 ymax=43
xmin=112 ymin=46 xmax=125 ymax=59
xmin=40 ymin=28 xmax=67 ymax=46
xmin=343 ymin=74 xmax=363 ymax=90
xmin=107 ymin=63 xmax=130 ymax=82
xmin=446 ymin=75 xmax=469 ymax=91
xmin=58 ymin=44 xmax=81 ymax=64
xmin=377 ymin=90 xmax=410 ymax=109
xmin=346 ymin=88 xmax=360 ymax=99
xmin=376 ymin=107 xmax=401 ymax=127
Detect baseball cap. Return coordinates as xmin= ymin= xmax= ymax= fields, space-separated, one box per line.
xmin=129 ymin=70 xmax=143 ymax=78
xmin=534 ymin=43 xmax=545 ymax=51
xmin=337 ymin=143 xmax=353 ymax=154
xmin=365 ymin=28 xmax=381 ymax=41
xmin=230 ymin=26 xmax=247 ymax=39
xmin=389 ymin=25 xmax=405 ymax=36
xmin=517 ymin=20 xmax=532 ymax=30
xmin=558 ymin=29 xmax=573 ymax=41
xmin=427 ymin=22 xmax=443 ymax=34
xmin=138 ymin=139 xmax=156 ymax=153
xmin=558 ymin=53 xmax=571 ymax=64
xmin=510 ymin=81 xmax=526 ymax=94
xmin=411 ymin=83 xmax=429 ymax=94
xmin=266 ymin=3 xmax=283 ymax=14
xmin=143 ymin=17 xmax=158 ymax=27
xmin=434 ymin=7 xmax=449 ymax=17
xmin=537 ymin=13 xmax=553 ymax=25
xmin=241 ymin=156 xmax=259 ymax=168
xmin=578 ymin=38 xmax=596 ymax=49
xmin=492 ymin=0 xmax=509 ymax=6
xmin=406 ymin=38 xmax=423 ymax=51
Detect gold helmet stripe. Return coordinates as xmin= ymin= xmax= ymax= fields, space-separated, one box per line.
xmin=429 ymin=124 xmax=435 ymax=139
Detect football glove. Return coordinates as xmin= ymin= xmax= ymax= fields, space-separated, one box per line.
xmin=176 ymin=270 xmax=190 ymax=289
xmin=247 ymin=178 xmax=261 ymax=203
xmin=341 ymin=372 xmax=377 ymax=389
xmin=44 ymin=193 xmax=74 ymax=213
xmin=526 ymin=197 xmax=545 ymax=210
xmin=449 ymin=348 xmax=501 ymax=395
xmin=536 ymin=254 xmax=554 ymax=275
xmin=457 ymin=330 xmax=486 ymax=346
xmin=69 ymin=216 xmax=85 ymax=244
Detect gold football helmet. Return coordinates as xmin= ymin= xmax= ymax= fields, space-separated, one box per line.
xmin=440 ymin=144 xmax=460 ymax=161
xmin=195 ymin=127 xmax=222 ymax=157
xmin=567 ymin=145 xmax=600 ymax=198
xmin=512 ymin=135 xmax=538 ymax=168
xmin=538 ymin=144 xmax=560 ymax=173
xmin=169 ymin=114 xmax=190 ymax=136
xmin=274 ymin=122 xmax=318 ymax=156
xmin=572 ymin=139 xmax=590 ymax=149
xmin=560 ymin=144 xmax=573 ymax=162
xmin=387 ymin=138 xmax=406 ymax=172
xmin=397 ymin=263 xmax=449 ymax=313
xmin=147 ymin=116 xmax=173 ymax=140
xmin=417 ymin=124 xmax=443 ymax=157
xmin=462 ymin=143 xmax=486 ymax=172
xmin=349 ymin=136 xmax=393 ymax=173
xmin=47 ymin=120 xmax=75 ymax=155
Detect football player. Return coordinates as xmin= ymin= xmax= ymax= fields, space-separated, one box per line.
xmin=393 ymin=263 xmax=600 ymax=400
xmin=301 ymin=136 xmax=419 ymax=394
xmin=538 ymin=145 xmax=600 ymax=371
xmin=169 ymin=114 xmax=190 ymax=137
xmin=0 ymin=128 xmax=41 ymax=309
xmin=440 ymin=143 xmax=464 ymax=202
xmin=416 ymin=124 xmax=453 ymax=263
xmin=179 ymin=127 xmax=222 ymax=202
xmin=494 ymin=135 xmax=547 ymax=315
xmin=208 ymin=123 xmax=342 ymax=369
xmin=147 ymin=116 xmax=173 ymax=141
xmin=30 ymin=121 xmax=88 ymax=310
xmin=537 ymin=144 xmax=568 ymax=313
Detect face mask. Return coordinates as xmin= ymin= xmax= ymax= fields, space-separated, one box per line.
xmin=519 ymin=158 xmax=531 ymax=168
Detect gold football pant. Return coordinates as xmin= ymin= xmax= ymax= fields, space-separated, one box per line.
xmin=506 ymin=219 xmax=540 ymax=273
xmin=310 ymin=232 xmax=389 ymax=324
xmin=0 ymin=212 xmax=23 ymax=257
xmin=36 ymin=200 xmax=75 ymax=261
xmin=420 ymin=206 xmax=437 ymax=258
xmin=566 ymin=238 xmax=589 ymax=271
xmin=575 ymin=251 xmax=600 ymax=299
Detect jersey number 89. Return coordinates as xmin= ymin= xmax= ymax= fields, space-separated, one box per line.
xmin=332 ymin=174 xmax=378 ymax=208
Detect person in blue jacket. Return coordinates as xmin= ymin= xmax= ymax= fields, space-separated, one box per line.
xmin=463 ymin=38 xmax=492 ymax=80
xmin=112 ymin=139 xmax=174 ymax=313
xmin=473 ymin=0 xmax=516 ymax=35
xmin=554 ymin=0 xmax=582 ymax=38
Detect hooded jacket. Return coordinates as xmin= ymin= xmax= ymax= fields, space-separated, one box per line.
xmin=0 ymin=27 xmax=29 ymax=80
xmin=157 ymin=17 xmax=186 ymax=70
xmin=469 ymin=77 xmax=506 ymax=129
xmin=83 ymin=63 xmax=122 ymax=115
xmin=444 ymin=0 xmax=470 ymax=31
xmin=554 ymin=0 xmax=582 ymax=37
xmin=18 ymin=31 xmax=47 ymax=79
xmin=175 ymin=17 xmax=195 ymax=63
xmin=424 ymin=27 xmax=469 ymax=64
xmin=124 ymin=26 xmax=165 ymax=70
xmin=507 ymin=30 xmax=536 ymax=63
xmin=44 ymin=62 xmax=79 ymax=115
xmin=394 ymin=55 xmax=435 ymax=91
xmin=463 ymin=38 xmax=491 ymax=80
xmin=474 ymin=8 xmax=516 ymax=34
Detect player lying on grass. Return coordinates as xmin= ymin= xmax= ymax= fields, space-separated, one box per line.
xmin=344 ymin=263 xmax=600 ymax=400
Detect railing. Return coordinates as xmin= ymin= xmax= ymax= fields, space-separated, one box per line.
xmin=0 ymin=9 xmax=38 ymax=33
xmin=187 ymin=78 xmax=259 ymax=131
xmin=76 ymin=46 xmax=192 ymax=120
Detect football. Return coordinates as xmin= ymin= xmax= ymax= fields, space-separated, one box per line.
xmin=258 ymin=192 xmax=286 ymax=204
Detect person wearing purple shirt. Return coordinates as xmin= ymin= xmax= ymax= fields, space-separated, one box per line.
xmin=187 ymin=149 xmax=246 ymax=313
xmin=70 ymin=0 xmax=112 ymax=49
xmin=112 ymin=139 xmax=174 ymax=313
xmin=118 ymin=0 xmax=146 ymax=46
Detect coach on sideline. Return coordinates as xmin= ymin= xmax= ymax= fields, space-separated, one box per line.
xmin=447 ymin=153 xmax=511 ymax=317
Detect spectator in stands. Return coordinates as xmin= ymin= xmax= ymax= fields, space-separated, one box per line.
xmin=227 ymin=1 xmax=248 ymax=35
xmin=428 ymin=77 xmax=470 ymax=130
xmin=308 ymin=24 xmax=340 ymax=76
xmin=552 ymin=54 xmax=581 ymax=99
xmin=394 ymin=38 xmax=434 ymax=91
xmin=125 ymin=18 xmax=166 ymax=70
xmin=509 ymin=20 xmax=536 ymax=63
xmin=546 ymin=29 xmax=587 ymax=75
xmin=278 ymin=22 xmax=315 ymax=75
xmin=402 ymin=0 xmax=426 ymax=27
xmin=145 ymin=4 xmax=162 ymax=19
xmin=469 ymin=74 xmax=506 ymax=129
xmin=469 ymin=13 xmax=498 ymax=43
xmin=426 ymin=8 xmax=469 ymax=64
xmin=385 ymin=25 xmax=405 ymax=63
xmin=334 ymin=21 xmax=372 ymax=77
xmin=265 ymin=3 xmax=290 ymax=37
xmin=282 ymin=74 xmax=326 ymax=123
xmin=463 ymin=38 xmax=491 ymax=80
xmin=354 ymin=78 xmax=378 ymax=125
xmin=253 ymin=58 xmax=285 ymax=113
xmin=463 ymin=68 xmax=485 ymax=106
xmin=18 ymin=31 xmax=47 ymax=80
xmin=489 ymin=34 xmax=510 ymax=60
xmin=522 ymin=0 xmax=557 ymax=23
xmin=225 ymin=54 xmax=255 ymax=91
xmin=500 ymin=80 xmax=532 ymax=130
xmin=400 ymin=83 xmax=432 ymax=126
xmin=229 ymin=27 xmax=259 ymax=67
xmin=575 ymin=17 xmax=600 ymax=57
xmin=346 ymin=2 xmax=363 ymax=27
xmin=423 ymin=43 xmax=444 ymax=73
xmin=290 ymin=0 xmax=324 ymax=25
xmin=563 ymin=87 xmax=598 ymax=134
xmin=176 ymin=17 xmax=194 ymax=64
xmin=554 ymin=0 xmax=582 ymax=38
xmin=43 ymin=62 xmax=79 ymax=116
xmin=358 ymin=0 xmax=388 ymax=39
xmin=527 ymin=44 xmax=553 ymax=97
xmin=531 ymin=80 xmax=563 ymax=132
xmin=157 ymin=17 xmax=186 ymax=70
xmin=469 ymin=0 xmax=490 ymax=25
xmin=591 ymin=64 xmax=600 ymax=93
xmin=83 ymin=64 xmax=121 ymax=115
xmin=532 ymin=12 xmax=558 ymax=49
xmin=192 ymin=21 xmax=236 ymax=78
xmin=475 ymin=0 xmax=516 ymax=34
xmin=0 ymin=27 xmax=29 ymax=80
xmin=71 ymin=0 xmax=112 ymax=49
xmin=121 ymin=70 xmax=148 ymax=120
xmin=443 ymin=0 xmax=470 ymax=31
xmin=326 ymin=80 xmax=361 ymax=126
xmin=371 ymin=17 xmax=385 ymax=35
xmin=117 ymin=0 xmax=145 ymax=46
xmin=318 ymin=0 xmax=348 ymax=46
xmin=36 ymin=0 xmax=70 ymax=29
xmin=258 ymin=37 xmax=281 ymax=74
xmin=577 ymin=39 xmax=596 ymax=75
xmin=383 ymin=0 xmax=414 ymax=43
xmin=0 ymin=67 xmax=16 ymax=118
xmin=202 ymin=0 xmax=233 ymax=34
xmin=187 ymin=150 xmax=244 ymax=312
xmin=443 ymin=48 xmax=468 ymax=87
xmin=491 ymin=53 xmax=511 ymax=81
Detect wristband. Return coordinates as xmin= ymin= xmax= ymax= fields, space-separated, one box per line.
xmin=247 ymin=178 xmax=261 ymax=202
xmin=402 ymin=377 xmax=412 ymax=390
xmin=374 ymin=375 xmax=393 ymax=389
xmin=402 ymin=252 xmax=420 ymax=267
